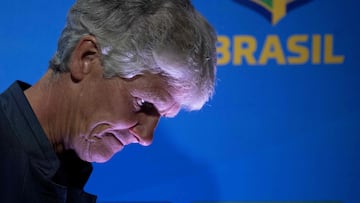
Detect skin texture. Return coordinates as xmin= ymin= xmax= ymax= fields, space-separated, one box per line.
xmin=24 ymin=36 xmax=181 ymax=163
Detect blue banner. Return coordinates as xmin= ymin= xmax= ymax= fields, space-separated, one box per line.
xmin=1 ymin=1 xmax=359 ymax=203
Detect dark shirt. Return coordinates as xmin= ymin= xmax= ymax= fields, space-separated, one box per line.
xmin=0 ymin=81 xmax=97 ymax=203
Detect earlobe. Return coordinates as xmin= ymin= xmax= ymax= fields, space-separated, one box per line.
xmin=68 ymin=35 xmax=100 ymax=82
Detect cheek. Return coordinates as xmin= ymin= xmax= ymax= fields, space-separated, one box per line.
xmin=81 ymin=96 xmax=136 ymax=129
xmin=103 ymin=97 xmax=138 ymax=127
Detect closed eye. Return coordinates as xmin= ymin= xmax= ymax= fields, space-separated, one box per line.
xmin=136 ymin=98 xmax=160 ymax=116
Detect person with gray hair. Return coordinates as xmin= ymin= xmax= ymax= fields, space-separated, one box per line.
xmin=0 ymin=0 xmax=217 ymax=202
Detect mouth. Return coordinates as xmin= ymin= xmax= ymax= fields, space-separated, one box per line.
xmin=89 ymin=123 xmax=139 ymax=147
xmin=103 ymin=132 xmax=124 ymax=146
xmin=104 ymin=130 xmax=138 ymax=146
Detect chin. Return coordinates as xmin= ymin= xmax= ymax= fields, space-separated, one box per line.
xmin=89 ymin=152 xmax=115 ymax=163
xmin=92 ymin=155 xmax=112 ymax=163
xmin=76 ymin=149 xmax=114 ymax=163
xmin=74 ymin=136 xmax=121 ymax=163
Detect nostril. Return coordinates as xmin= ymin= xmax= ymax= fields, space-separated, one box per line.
xmin=129 ymin=127 xmax=154 ymax=146
xmin=139 ymin=139 xmax=153 ymax=146
xmin=130 ymin=131 xmax=141 ymax=143
xmin=129 ymin=114 xmax=159 ymax=147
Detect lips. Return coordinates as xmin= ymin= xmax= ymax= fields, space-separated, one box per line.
xmin=103 ymin=132 xmax=124 ymax=146
xmin=107 ymin=130 xmax=139 ymax=146
xmin=89 ymin=123 xmax=138 ymax=147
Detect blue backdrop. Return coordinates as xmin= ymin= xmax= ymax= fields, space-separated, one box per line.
xmin=1 ymin=1 xmax=359 ymax=203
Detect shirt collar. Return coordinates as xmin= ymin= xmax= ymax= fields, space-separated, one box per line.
xmin=4 ymin=81 xmax=60 ymax=178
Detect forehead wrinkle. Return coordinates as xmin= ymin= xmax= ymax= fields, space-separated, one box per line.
xmin=127 ymin=72 xmax=182 ymax=114
xmin=139 ymin=87 xmax=180 ymax=117
xmin=159 ymin=101 xmax=180 ymax=117
xmin=129 ymin=80 xmax=173 ymax=106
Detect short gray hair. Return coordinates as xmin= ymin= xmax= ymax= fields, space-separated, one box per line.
xmin=50 ymin=0 xmax=217 ymax=110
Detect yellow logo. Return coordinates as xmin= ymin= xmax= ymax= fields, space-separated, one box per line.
xmin=217 ymin=34 xmax=345 ymax=66
xmin=234 ymin=0 xmax=312 ymax=25
xmin=217 ymin=0 xmax=345 ymax=66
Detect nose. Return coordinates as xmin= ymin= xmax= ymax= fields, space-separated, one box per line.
xmin=129 ymin=113 xmax=160 ymax=146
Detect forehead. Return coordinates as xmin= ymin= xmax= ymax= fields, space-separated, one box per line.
xmin=152 ymin=48 xmax=190 ymax=80
xmin=127 ymin=73 xmax=171 ymax=96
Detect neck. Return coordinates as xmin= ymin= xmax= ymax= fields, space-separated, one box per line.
xmin=24 ymin=69 xmax=73 ymax=153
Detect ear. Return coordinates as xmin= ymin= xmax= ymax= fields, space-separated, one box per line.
xmin=68 ymin=35 xmax=101 ymax=82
